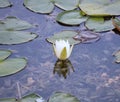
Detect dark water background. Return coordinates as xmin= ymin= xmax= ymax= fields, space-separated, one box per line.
xmin=0 ymin=0 xmax=120 ymax=102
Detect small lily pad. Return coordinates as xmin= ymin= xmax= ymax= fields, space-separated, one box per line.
xmin=48 ymin=92 xmax=80 ymax=102
xmin=85 ymin=17 xmax=114 ymax=32
xmin=0 ymin=50 xmax=11 ymax=61
xmin=0 ymin=16 xmax=33 ymax=31
xmin=54 ymin=0 xmax=79 ymax=10
xmin=0 ymin=31 xmax=38 ymax=45
xmin=47 ymin=30 xmax=80 ymax=45
xmin=0 ymin=0 xmax=12 ymax=8
xmin=56 ymin=10 xmax=88 ymax=25
xmin=24 ymin=0 xmax=54 ymax=14
xmin=112 ymin=18 xmax=120 ymax=32
xmin=113 ymin=50 xmax=120 ymax=63
xmin=0 ymin=58 xmax=27 ymax=77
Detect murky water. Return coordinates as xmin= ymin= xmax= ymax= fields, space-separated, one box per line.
xmin=0 ymin=0 xmax=120 ymax=102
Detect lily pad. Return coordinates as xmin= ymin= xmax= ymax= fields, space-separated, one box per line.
xmin=54 ymin=0 xmax=79 ymax=10
xmin=56 ymin=10 xmax=88 ymax=25
xmin=0 ymin=93 xmax=44 ymax=102
xmin=73 ymin=30 xmax=100 ymax=43
xmin=113 ymin=50 xmax=120 ymax=63
xmin=24 ymin=0 xmax=54 ymax=14
xmin=0 ymin=16 xmax=33 ymax=31
xmin=0 ymin=31 xmax=38 ymax=45
xmin=0 ymin=50 xmax=11 ymax=61
xmin=0 ymin=58 xmax=27 ymax=77
xmin=79 ymin=0 xmax=120 ymax=16
xmin=47 ymin=30 xmax=80 ymax=45
xmin=85 ymin=17 xmax=114 ymax=32
xmin=112 ymin=18 xmax=120 ymax=32
xmin=48 ymin=92 xmax=80 ymax=102
xmin=0 ymin=0 xmax=12 ymax=8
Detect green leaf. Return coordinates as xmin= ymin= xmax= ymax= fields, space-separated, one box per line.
xmin=85 ymin=17 xmax=114 ymax=32
xmin=24 ymin=0 xmax=54 ymax=14
xmin=54 ymin=0 xmax=79 ymax=10
xmin=0 ymin=93 xmax=44 ymax=102
xmin=56 ymin=10 xmax=88 ymax=25
xmin=0 ymin=58 xmax=27 ymax=77
xmin=0 ymin=16 xmax=33 ymax=31
xmin=0 ymin=50 xmax=11 ymax=61
xmin=48 ymin=92 xmax=80 ymax=102
xmin=0 ymin=0 xmax=12 ymax=8
xmin=113 ymin=50 xmax=120 ymax=63
xmin=47 ymin=30 xmax=80 ymax=45
xmin=60 ymin=47 xmax=67 ymax=60
xmin=0 ymin=31 xmax=38 ymax=45
xmin=79 ymin=0 xmax=120 ymax=16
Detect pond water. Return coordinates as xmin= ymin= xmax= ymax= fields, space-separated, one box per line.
xmin=0 ymin=0 xmax=120 ymax=102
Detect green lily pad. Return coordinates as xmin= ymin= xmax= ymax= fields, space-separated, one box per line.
xmin=79 ymin=0 xmax=120 ymax=16
xmin=48 ymin=92 xmax=80 ymax=102
xmin=0 ymin=0 xmax=12 ymax=8
xmin=0 ymin=50 xmax=11 ymax=61
xmin=0 ymin=31 xmax=38 ymax=45
xmin=54 ymin=0 xmax=79 ymax=10
xmin=47 ymin=30 xmax=80 ymax=45
xmin=24 ymin=0 xmax=54 ymax=14
xmin=56 ymin=10 xmax=88 ymax=25
xmin=0 ymin=16 xmax=33 ymax=31
xmin=0 ymin=58 xmax=27 ymax=77
xmin=113 ymin=50 xmax=120 ymax=63
xmin=85 ymin=17 xmax=114 ymax=32
xmin=0 ymin=93 xmax=44 ymax=102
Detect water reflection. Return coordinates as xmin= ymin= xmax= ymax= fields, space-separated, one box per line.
xmin=53 ymin=59 xmax=75 ymax=79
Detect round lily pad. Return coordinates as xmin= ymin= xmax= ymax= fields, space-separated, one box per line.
xmin=0 ymin=31 xmax=38 ymax=45
xmin=54 ymin=0 xmax=79 ymax=10
xmin=0 ymin=58 xmax=27 ymax=77
xmin=24 ymin=0 xmax=54 ymax=14
xmin=79 ymin=0 xmax=120 ymax=16
xmin=0 ymin=0 xmax=12 ymax=8
xmin=47 ymin=30 xmax=80 ymax=45
xmin=56 ymin=10 xmax=88 ymax=25
xmin=0 ymin=50 xmax=11 ymax=61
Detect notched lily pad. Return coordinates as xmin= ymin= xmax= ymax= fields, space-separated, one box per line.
xmin=112 ymin=18 xmax=120 ymax=32
xmin=85 ymin=17 xmax=114 ymax=32
xmin=0 ymin=50 xmax=11 ymax=61
xmin=113 ymin=50 xmax=120 ymax=63
xmin=0 ymin=0 xmax=12 ymax=8
xmin=0 ymin=16 xmax=33 ymax=31
xmin=48 ymin=92 xmax=80 ymax=102
xmin=24 ymin=0 xmax=54 ymax=14
xmin=56 ymin=10 xmax=88 ymax=25
xmin=47 ymin=30 xmax=80 ymax=45
xmin=54 ymin=0 xmax=79 ymax=10
xmin=0 ymin=31 xmax=38 ymax=45
xmin=73 ymin=30 xmax=100 ymax=43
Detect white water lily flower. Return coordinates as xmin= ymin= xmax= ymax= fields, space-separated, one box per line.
xmin=53 ymin=40 xmax=74 ymax=60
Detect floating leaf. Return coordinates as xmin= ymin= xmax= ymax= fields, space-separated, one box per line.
xmin=54 ymin=0 xmax=79 ymax=10
xmin=0 ymin=93 xmax=44 ymax=102
xmin=0 ymin=16 xmax=33 ymax=31
xmin=0 ymin=58 xmax=27 ymax=77
xmin=112 ymin=18 xmax=120 ymax=32
xmin=0 ymin=31 xmax=38 ymax=45
xmin=0 ymin=0 xmax=12 ymax=8
xmin=56 ymin=10 xmax=88 ymax=25
xmin=113 ymin=50 xmax=120 ymax=63
xmin=73 ymin=30 xmax=100 ymax=43
xmin=79 ymin=0 xmax=120 ymax=16
xmin=0 ymin=50 xmax=11 ymax=61
xmin=48 ymin=92 xmax=80 ymax=102
xmin=85 ymin=17 xmax=114 ymax=32
xmin=47 ymin=30 xmax=80 ymax=45
xmin=24 ymin=0 xmax=54 ymax=14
